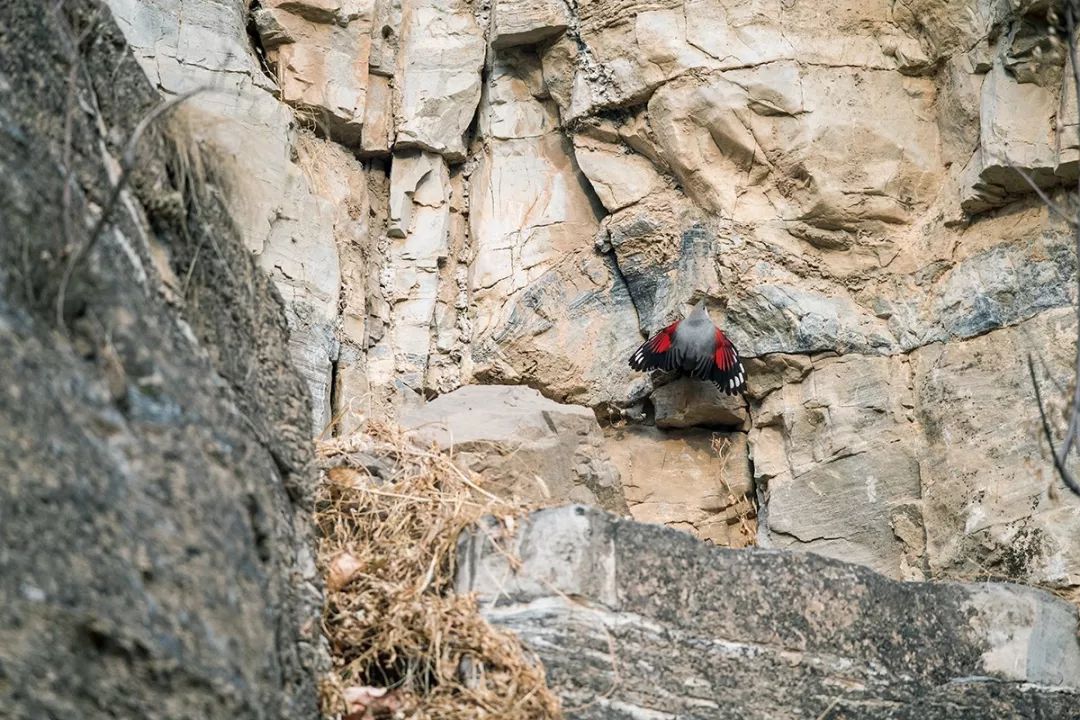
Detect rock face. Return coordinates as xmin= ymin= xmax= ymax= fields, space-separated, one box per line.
xmin=458 ymin=506 xmax=1080 ymax=719
xmin=10 ymin=0 xmax=1080 ymax=713
xmin=605 ymin=427 xmax=755 ymax=546
xmin=400 ymin=385 xmax=628 ymax=513
xmin=0 ymin=2 xmax=321 ymax=717
xmin=102 ymin=0 xmax=1080 ymax=598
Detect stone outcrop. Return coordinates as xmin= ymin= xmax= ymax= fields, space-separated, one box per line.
xmin=394 ymin=0 xmax=485 ymax=160
xmin=458 ymin=505 xmax=1080 ymax=719
xmin=0 ymin=2 xmax=322 ymax=716
xmin=254 ymin=0 xmax=374 ymax=144
xmin=400 ymin=385 xmax=628 ymax=512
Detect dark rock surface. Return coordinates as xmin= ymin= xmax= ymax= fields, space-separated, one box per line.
xmin=458 ymin=505 xmax=1080 ymax=719
xmin=0 ymin=2 xmax=322 ymax=718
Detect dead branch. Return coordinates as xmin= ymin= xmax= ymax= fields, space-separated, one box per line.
xmin=1028 ymin=355 xmax=1080 ymax=495
xmin=1025 ymin=0 xmax=1080 ymax=497
xmin=55 ymin=87 xmax=204 ymax=331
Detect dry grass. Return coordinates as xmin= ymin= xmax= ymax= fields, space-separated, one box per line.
xmin=711 ymin=435 xmax=758 ymax=546
xmin=315 ymin=422 xmax=562 ymax=720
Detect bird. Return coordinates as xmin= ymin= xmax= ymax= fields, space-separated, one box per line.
xmin=628 ymin=299 xmax=746 ymax=395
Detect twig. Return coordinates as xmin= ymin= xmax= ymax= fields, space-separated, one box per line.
xmin=1060 ymin=1 xmax=1080 ymax=470
xmin=55 ymin=2 xmax=86 ymax=300
xmin=814 ymin=696 xmax=842 ymax=720
xmin=1024 ymin=1 xmax=1080 ymax=497
xmin=1027 ymin=354 xmax=1080 ymax=495
xmin=1010 ymin=164 xmax=1076 ymax=226
xmin=55 ymin=87 xmax=205 ymax=331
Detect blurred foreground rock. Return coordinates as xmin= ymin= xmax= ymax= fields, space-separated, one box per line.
xmin=0 ymin=3 xmax=322 ymax=717
xmin=458 ymin=506 xmax=1080 ymax=719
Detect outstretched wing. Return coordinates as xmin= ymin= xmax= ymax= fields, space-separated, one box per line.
xmin=709 ymin=329 xmax=746 ymax=395
xmin=629 ymin=322 xmax=680 ymax=372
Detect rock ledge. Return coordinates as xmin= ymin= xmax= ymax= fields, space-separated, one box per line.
xmin=458 ymin=505 xmax=1080 ymax=719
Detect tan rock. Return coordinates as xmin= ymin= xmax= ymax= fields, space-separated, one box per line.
xmin=468 ymin=58 xmax=645 ymax=407
xmin=750 ymin=353 xmax=922 ymax=577
xmin=252 ymin=7 xmax=295 ymax=48
xmin=551 ymin=0 xmax=912 ymax=122
xmin=259 ymin=0 xmax=375 ymax=145
xmin=377 ymin=151 xmax=452 ymax=390
xmin=360 ymin=73 xmax=392 ymax=156
xmin=892 ymin=0 xmax=996 ymax=61
xmin=647 ymin=72 xmax=771 ymax=218
xmin=368 ymin=0 xmax=402 ymax=76
xmin=400 ymin=385 xmax=628 ymax=512
xmin=469 ymin=133 xmax=601 ymax=295
xmin=111 ymin=0 xmax=1080 ymax=603
xmin=491 ymin=0 xmax=569 ymax=49
xmin=538 ymin=35 xmax=578 ymax=114
xmin=959 ymin=56 xmax=1059 ymax=214
xmin=606 ymin=426 xmax=755 ymax=547
xmin=912 ymin=308 xmax=1080 ymax=594
xmin=388 ymin=149 xmax=447 ymax=238
xmin=572 ymin=133 xmax=665 ymax=212
xmin=394 ymin=0 xmax=485 ymax=160
xmin=106 ymin=0 xmax=375 ymax=430
xmin=479 ymin=48 xmax=560 ymax=141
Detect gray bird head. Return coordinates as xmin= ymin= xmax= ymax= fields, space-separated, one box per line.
xmin=688 ymin=298 xmax=710 ymax=322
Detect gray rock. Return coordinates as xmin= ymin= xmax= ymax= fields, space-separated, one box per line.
xmin=458 ymin=505 xmax=1080 ymax=719
xmin=651 ymin=378 xmax=749 ymax=430
xmin=0 ymin=2 xmax=321 ymax=717
xmin=400 ymin=385 xmax=628 ymax=513
xmin=491 ymin=0 xmax=569 ymax=49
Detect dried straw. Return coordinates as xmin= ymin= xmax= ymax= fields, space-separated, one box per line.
xmin=315 ymin=422 xmax=561 ymax=719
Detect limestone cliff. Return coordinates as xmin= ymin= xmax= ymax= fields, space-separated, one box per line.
xmin=99 ymin=0 xmax=1080 ymax=600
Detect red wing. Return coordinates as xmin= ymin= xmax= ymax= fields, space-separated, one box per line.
xmin=628 ymin=322 xmax=680 ymax=372
xmin=709 ymin=329 xmax=746 ymax=395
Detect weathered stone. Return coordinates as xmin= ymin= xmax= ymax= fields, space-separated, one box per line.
xmin=373 ymin=151 xmax=452 ymax=390
xmin=108 ymin=0 xmax=1080 ymax=612
xmin=467 ymin=51 xmax=647 ymax=407
xmin=650 ymin=378 xmax=749 ymax=430
xmin=572 ymin=132 xmax=665 ymax=212
xmin=253 ymin=7 xmax=295 ymax=47
xmin=259 ymin=0 xmax=374 ymax=144
xmin=400 ymin=386 xmax=628 ymax=512
xmin=605 ymin=427 xmax=755 ymax=546
xmin=360 ymin=72 xmax=392 ymax=156
xmin=106 ymin=0 xmax=362 ymax=430
xmin=470 ymin=134 xmax=601 ymax=295
xmin=750 ymin=354 xmax=923 ymax=577
xmin=479 ymin=47 xmax=560 ymax=141
xmin=0 ymin=3 xmax=322 ymax=715
xmin=912 ymin=308 xmax=1080 ymax=599
xmin=491 ymin=0 xmax=568 ymax=48
xmin=458 ymin=506 xmax=1080 ymax=718
xmin=368 ymin=0 xmax=401 ymax=76
xmin=394 ymin=0 xmax=484 ymax=160
xmin=958 ymin=56 xmax=1060 ymax=214
xmin=547 ymin=0 xmax=922 ymax=122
